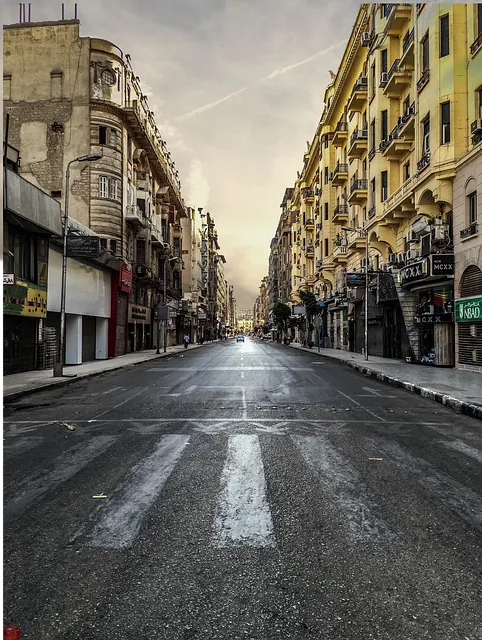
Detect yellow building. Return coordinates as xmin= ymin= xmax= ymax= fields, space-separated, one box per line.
xmin=273 ymin=3 xmax=482 ymax=365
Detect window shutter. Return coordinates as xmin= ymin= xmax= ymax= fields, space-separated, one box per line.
xmin=99 ymin=176 xmax=108 ymax=198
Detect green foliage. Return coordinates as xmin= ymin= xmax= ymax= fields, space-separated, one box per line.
xmin=298 ymin=290 xmax=321 ymax=318
xmin=271 ymin=302 xmax=291 ymax=326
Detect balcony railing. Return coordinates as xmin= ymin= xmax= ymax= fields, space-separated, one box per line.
xmin=470 ymin=31 xmax=482 ymax=55
xmin=417 ymin=69 xmax=430 ymax=93
xmin=333 ymin=162 xmax=348 ymax=177
xmin=333 ymin=204 xmax=349 ymax=219
xmin=125 ymin=204 xmax=146 ymax=225
xmin=460 ymin=222 xmax=478 ymax=239
xmin=368 ymin=147 xmax=376 ymax=161
xmin=305 ymin=218 xmax=314 ymax=227
xmin=417 ymin=151 xmax=430 ymax=173
xmin=350 ymin=179 xmax=368 ymax=193
xmin=379 ymin=138 xmax=391 ymax=153
xmin=335 ymin=120 xmax=348 ymax=133
xmin=351 ymin=76 xmax=368 ymax=94
xmin=388 ymin=59 xmax=401 ymax=81
xmin=403 ymin=28 xmax=414 ymax=53
xmin=350 ymin=128 xmax=368 ymax=148
xmin=368 ymin=205 xmax=376 ymax=219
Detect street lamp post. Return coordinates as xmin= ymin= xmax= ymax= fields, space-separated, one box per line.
xmin=342 ymin=225 xmax=369 ymax=361
xmin=53 ymin=152 xmax=102 ymax=378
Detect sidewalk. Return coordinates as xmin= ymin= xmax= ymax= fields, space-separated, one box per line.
xmin=289 ymin=343 xmax=482 ymax=420
xmin=3 ymin=343 xmax=210 ymax=403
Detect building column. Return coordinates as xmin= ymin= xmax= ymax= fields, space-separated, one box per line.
xmin=96 ymin=317 xmax=109 ymax=360
xmin=65 ymin=314 xmax=82 ymax=365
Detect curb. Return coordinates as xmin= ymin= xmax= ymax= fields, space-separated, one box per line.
xmin=3 ymin=343 xmax=209 ymax=405
xmin=289 ymin=344 xmax=482 ymax=421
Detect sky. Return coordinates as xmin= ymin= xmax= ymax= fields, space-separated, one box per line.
xmin=5 ymin=0 xmax=362 ymax=307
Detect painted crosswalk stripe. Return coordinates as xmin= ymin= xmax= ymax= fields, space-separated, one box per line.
xmin=4 ymin=436 xmax=117 ymax=523
xmin=293 ymin=436 xmax=393 ymax=542
xmin=3 ymin=436 xmax=44 ymax=459
xmin=441 ymin=439 xmax=482 ymax=465
xmin=214 ymin=434 xmax=275 ymax=548
xmin=82 ymin=434 xmax=190 ymax=549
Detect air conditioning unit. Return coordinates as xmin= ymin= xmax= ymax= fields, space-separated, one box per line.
xmin=405 ymin=230 xmax=418 ymax=244
xmin=380 ymin=72 xmax=389 ymax=85
xmin=470 ymin=119 xmax=482 ymax=135
xmin=407 ymin=104 xmax=416 ymax=116
xmin=360 ymin=258 xmax=368 ymax=268
xmin=361 ymin=32 xmax=372 ymax=46
xmin=387 ymin=253 xmax=397 ymax=265
xmin=396 ymin=252 xmax=406 ymax=265
xmin=406 ymin=249 xmax=419 ymax=261
xmin=431 ymin=225 xmax=448 ymax=243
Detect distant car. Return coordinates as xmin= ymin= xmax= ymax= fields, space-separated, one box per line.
xmin=236 ymin=335 xmax=245 ymax=342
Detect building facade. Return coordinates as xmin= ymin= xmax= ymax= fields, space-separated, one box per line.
xmin=264 ymin=3 xmax=482 ymax=366
xmin=4 ymin=18 xmax=186 ymax=355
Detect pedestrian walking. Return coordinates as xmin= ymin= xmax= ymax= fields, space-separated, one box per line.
xmin=183 ymin=334 xmax=190 ymax=349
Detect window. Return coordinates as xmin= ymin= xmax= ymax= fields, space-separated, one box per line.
xmin=99 ymin=176 xmax=117 ymax=200
xmin=110 ymin=239 xmax=117 ymax=255
xmin=381 ymin=171 xmax=388 ymax=202
xmin=370 ymin=62 xmax=376 ymax=98
xmin=109 ymin=129 xmax=117 ymax=146
xmin=127 ymin=135 xmax=132 ymax=162
xmin=101 ymin=69 xmax=116 ymax=86
xmin=370 ymin=118 xmax=376 ymax=149
xmin=381 ymin=110 xmax=388 ymax=141
xmin=324 ymin=238 xmax=329 ymax=257
xmin=440 ymin=101 xmax=450 ymax=144
xmin=371 ymin=178 xmax=376 ymax=205
xmin=421 ymin=32 xmax=429 ymax=71
xmin=478 ymin=87 xmax=482 ymax=118
xmin=99 ymin=126 xmax=107 ymax=145
xmin=7 ymin=227 xmax=37 ymax=282
xmin=440 ymin=15 xmax=449 ymax=57
xmin=324 ymin=203 xmax=329 ymax=221
xmin=404 ymin=161 xmax=410 ymax=181
xmin=423 ymin=115 xmax=430 ymax=153
xmin=324 ymin=167 xmax=329 ymax=184
xmin=468 ymin=192 xmax=478 ymax=225
xmin=478 ymin=4 xmax=482 ymax=36
xmin=403 ymin=97 xmax=410 ymax=114
xmin=100 ymin=238 xmax=108 ymax=251
xmin=381 ymin=49 xmax=388 ymax=73
xmin=50 ymin=190 xmax=62 ymax=199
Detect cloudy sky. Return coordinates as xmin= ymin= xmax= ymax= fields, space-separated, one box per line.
xmin=6 ymin=0 xmax=361 ymax=307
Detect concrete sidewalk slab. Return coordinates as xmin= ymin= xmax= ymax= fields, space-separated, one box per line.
xmin=289 ymin=343 xmax=482 ymax=421
xmin=3 ymin=343 xmax=210 ymax=404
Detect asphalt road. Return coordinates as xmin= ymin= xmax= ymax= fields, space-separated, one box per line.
xmin=3 ymin=338 xmax=482 ymax=639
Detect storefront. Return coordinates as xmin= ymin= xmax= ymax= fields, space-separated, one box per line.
xmin=400 ymin=253 xmax=455 ymax=366
xmin=455 ymin=264 xmax=482 ymax=371
xmin=109 ymin=260 xmax=132 ymax=357
xmin=127 ymin=304 xmax=151 ymax=352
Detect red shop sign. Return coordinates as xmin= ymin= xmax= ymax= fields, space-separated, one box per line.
xmin=119 ymin=261 xmax=132 ymax=293
xmin=4 ymin=626 xmax=22 ymax=640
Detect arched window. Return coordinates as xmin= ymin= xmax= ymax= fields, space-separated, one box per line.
xmin=460 ymin=265 xmax=482 ymax=298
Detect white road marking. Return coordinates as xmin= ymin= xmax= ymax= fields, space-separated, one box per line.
xmin=93 ymin=387 xmax=147 ymax=419
xmin=293 ymin=435 xmax=393 ymax=542
xmin=440 ymin=439 xmax=482 ymax=465
xmin=82 ymin=435 xmax=190 ymax=549
xmin=148 ymin=367 xmax=313 ymax=371
xmin=183 ymin=385 xmax=197 ymax=395
xmin=102 ymin=386 xmax=123 ymax=395
xmin=241 ymin=371 xmax=245 ymax=379
xmin=4 ymin=436 xmax=117 ymax=522
xmin=214 ymin=434 xmax=275 ymax=548
xmin=361 ymin=387 xmax=396 ymax=399
xmin=378 ymin=440 xmax=482 ymax=530
xmin=337 ymin=390 xmax=387 ymax=422
xmin=242 ymin=388 xmax=248 ymax=420
xmin=3 ymin=436 xmax=44 ymax=459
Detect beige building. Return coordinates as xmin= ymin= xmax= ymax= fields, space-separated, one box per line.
xmin=267 ymin=3 xmax=482 ymax=365
xmin=4 ymin=18 xmax=186 ymax=353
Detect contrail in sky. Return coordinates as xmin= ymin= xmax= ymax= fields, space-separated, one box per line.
xmin=176 ymin=39 xmax=348 ymax=121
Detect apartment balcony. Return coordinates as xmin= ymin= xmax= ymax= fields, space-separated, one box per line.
xmin=400 ymin=28 xmax=414 ymax=67
xmin=305 ymin=244 xmax=315 ymax=257
xmin=385 ymin=3 xmax=412 ymax=34
xmin=332 ymin=204 xmax=349 ymax=224
xmin=347 ymin=76 xmax=368 ymax=112
xmin=417 ymin=151 xmax=431 ymax=174
xmin=348 ymin=127 xmax=368 ymax=158
xmin=305 ymin=274 xmax=317 ymax=285
xmin=383 ymin=60 xmax=412 ymax=98
xmin=417 ymin=69 xmax=430 ymax=94
xmin=368 ymin=146 xmax=376 ymax=162
xmin=125 ymin=204 xmax=147 ymax=228
xmin=470 ymin=31 xmax=482 ymax=55
xmin=460 ymin=222 xmax=479 ymax=240
xmin=368 ymin=205 xmax=376 ymax=220
xmin=305 ymin=218 xmax=315 ymax=230
xmin=302 ymin=188 xmax=315 ymax=203
xmin=151 ymin=215 xmax=164 ymax=245
xmin=332 ymin=120 xmax=348 ymax=147
xmin=397 ymin=102 xmax=416 ymax=140
xmin=381 ymin=125 xmax=412 ymax=160
xmin=331 ymin=162 xmax=349 ymax=186
xmin=348 ymin=179 xmax=368 ymax=205
xmin=332 ymin=244 xmax=348 ymax=263
xmin=347 ymin=232 xmax=366 ymax=252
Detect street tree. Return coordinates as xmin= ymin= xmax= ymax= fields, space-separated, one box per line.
xmin=271 ymin=302 xmax=291 ymax=340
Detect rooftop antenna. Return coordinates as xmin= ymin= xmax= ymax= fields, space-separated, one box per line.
xmin=61 ymin=3 xmax=64 ymax=19
xmin=28 ymin=3 xmax=31 ymax=21
xmin=74 ymin=3 xmax=77 ymax=19
xmin=22 ymin=3 xmax=26 ymax=22
xmin=19 ymin=3 xmax=22 ymax=22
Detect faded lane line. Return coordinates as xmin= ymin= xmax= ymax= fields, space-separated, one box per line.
xmin=92 ymin=387 xmax=148 ymax=419
xmin=80 ymin=435 xmax=190 ymax=549
xmin=148 ymin=367 xmax=314 ymax=371
xmin=242 ymin=388 xmax=248 ymax=420
xmin=441 ymin=439 xmax=482 ymax=465
xmin=102 ymin=386 xmax=124 ymax=395
xmin=3 ymin=419 xmax=454 ymax=425
xmin=214 ymin=434 xmax=275 ymax=548
xmin=337 ymin=390 xmax=387 ymax=423
xmin=293 ymin=435 xmax=393 ymax=542
xmin=4 ymin=436 xmax=117 ymax=523
xmin=378 ymin=440 xmax=482 ymax=531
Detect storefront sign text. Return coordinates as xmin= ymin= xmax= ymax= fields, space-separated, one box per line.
xmin=3 ymin=274 xmax=15 ymax=285
xmin=430 ymin=254 xmax=454 ymax=276
xmin=455 ymin=297 xmax=482 ymax=323
xmin=66 ymin=235 xmax=100 ymax=258
xmin=128 ymin=304 xmax=151 ymax=324
xmin=400 ymin=260 xmax=427 ymax=285
xmin=414 ymin=313 xmax=453 ymax=324
xmin=3 ymin=279 xmax=47 ymax=317
xmin=119 ymin=261 xmax=133 ymax=293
